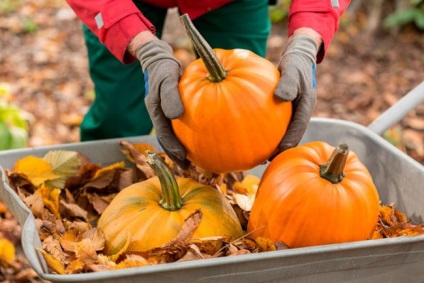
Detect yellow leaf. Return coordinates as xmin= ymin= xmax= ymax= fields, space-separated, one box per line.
xmin=232 ymin=174 xmax=259 ymax=212
xmin=14 ymin=156 xmax=60 ymax=187
xmin=0 ymin=238 xmax=15 ymax=266
xmin=120 ymin=142 xmax=155 ymax=163
xmin=0 ymin=201 xmax=8 ymax=214
xmin=255 ymin=237 xmax=277 ymax=252
xmin=233 ymin=174 xmax=259 ymax=195
xmin=37 ymin=248 xmax=65 ymax=274
xmin=36 ymin=184 xmax=61 ymax=219
xmin=75 ymin=238 xmax=98 ymax=265
xmin=60 ymin=230 xmax=77 ymax=253
xmin=65 ymin=259 xmax=85 ymax=274
xmin=91 ymin=161 xmax=126 ymax=180
xmin=115 ymin=254 xmax=150 ymax=270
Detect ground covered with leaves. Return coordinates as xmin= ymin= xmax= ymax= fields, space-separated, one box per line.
xmin=1 ymin=1 xmax=424 ymax=282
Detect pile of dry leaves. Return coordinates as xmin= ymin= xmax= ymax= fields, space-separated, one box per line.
xmin=1 ymin=141 xmax=423 ymax=280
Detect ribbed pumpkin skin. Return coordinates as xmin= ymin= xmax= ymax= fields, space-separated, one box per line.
xmin=247 ymin=141 xmax=380 ymax=248
xmin=98 ymin=177 xmax=243 ymax=256
xmin=172 ymin=48 xmax=292 ymax=173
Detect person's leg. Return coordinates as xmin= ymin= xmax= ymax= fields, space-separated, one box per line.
xmin=192 ymin=0 xmax=271 ymax=57
xmin=81 ymin=5 xmax=167 ymax=141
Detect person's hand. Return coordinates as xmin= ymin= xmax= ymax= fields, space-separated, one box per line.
xmin=135 ymin=39 xmax=190 ymax=169
xmin=273 ymin=33 xmax=320 ymax=156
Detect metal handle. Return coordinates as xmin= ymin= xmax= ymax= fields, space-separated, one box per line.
xmin=367 ymin=81 xmax=424 ymax=135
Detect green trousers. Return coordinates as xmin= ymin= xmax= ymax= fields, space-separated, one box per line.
xmin=81 ymin=0 xmax=271 ymax=141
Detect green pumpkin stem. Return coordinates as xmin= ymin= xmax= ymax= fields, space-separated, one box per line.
xmin=319 ymin=143 xmax=349 ymax=184
xmin=146 ymin=151 xmax=183 ymax=210
xmin=179 ymin=13 xmax=227 ymax=82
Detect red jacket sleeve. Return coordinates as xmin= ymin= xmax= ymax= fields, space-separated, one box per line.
xmin=66 ymin=0 xmax=155 ymax=63
xmin=288 ymin=0 xmax=351 ymax=63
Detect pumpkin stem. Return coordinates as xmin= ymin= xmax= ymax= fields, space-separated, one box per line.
xmin=319 ymin=143 xmax=349 ymax=184
xmin=146 ymin=151 xmax=183 ymax=210
xmin=179 ymin=13 xmax=227 ymax=82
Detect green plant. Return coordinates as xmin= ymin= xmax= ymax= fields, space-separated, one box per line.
xmin=21 ymin=17 xmax=38 ymax=33
xmin=0 ymin=83 xmax=30 ymax=150
xmin=0 ymin=0 xmax=21 ymax=14
xmin=268 ymin=0 xmax=291 ymax=24
xmin=384 ymin=0 xmax=424 ymax=30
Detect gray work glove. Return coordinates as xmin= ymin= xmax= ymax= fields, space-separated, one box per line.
xmin=273 ymin=35 xmax=319 ymax=156
xmin=136 ymin=40 xmax=190 ymax=169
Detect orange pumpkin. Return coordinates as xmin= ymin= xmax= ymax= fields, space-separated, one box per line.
xmin=247 ymin=141 xmax=380 ymax=248
xmin=98 ymin=151 xmax=243 ymax=257
xmin=171 ymin=14 xmax=292 ymax=173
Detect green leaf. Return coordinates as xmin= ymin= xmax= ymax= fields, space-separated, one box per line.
xmin=384 ymin=8 xmax=419 ymax=27
xmin=8 ymin=126 xmax=28 ymax=149
xmin=414 ymin=10 xmax=424 ymax=28
xmin=43 ymin=150 xmax=82 ymax=189
xmin=0 ymin=120 xmax=12 ymax=150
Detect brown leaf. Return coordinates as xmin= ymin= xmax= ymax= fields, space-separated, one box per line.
xmin=92 ymin=254 xmax=118 ymax=271
xmin=64 ymin=220 xmax=91 ymax=235
xmin=42 ymin=235 xmax=68 ymax=263
xmin=227 ymin=248 xmax=251 ymax=256
xmin=190 ymin=236 xmax=231 ymax=256
xmin=240 ymin=237 xmax=260 ymax=253
xmin=87 ymin=193 xmax=110 ymax=215
xmin=177 ymin=244 xmax=210 ymax=261
xmin=119 ymin=141 xmax=155 ymax=179
xmin=60 ymin=199 xmax=88 ymax=221
xmin=142 ymin=210 xmax=203 ymax=263
xmin=23 ymin=193 xmax=44 ymax=219
xmin=82 ymin=228 xmax=105 ymax=251
xmin=7 ymin=172 xmax=38 ymax=196
xmin=74 ymin=238 xmax=98 ymax=265
xmin=82 ymin=169 xmax=118 ymax=191
xmin=90 ymin=161 xmax=125 ymax=181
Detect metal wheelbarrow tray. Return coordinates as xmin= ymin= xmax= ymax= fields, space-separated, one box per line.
xmin=1 ymin=82 xmax=424 ymax=282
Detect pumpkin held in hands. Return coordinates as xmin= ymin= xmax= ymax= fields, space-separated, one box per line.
xmin=171 ymin=14 xmax=292 ymax=173
xmin=98 ymin=151 xmax=243 ymax=257
xmin=247 ymin=141 xmax=380 ymax=248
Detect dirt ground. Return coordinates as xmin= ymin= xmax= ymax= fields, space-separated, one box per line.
xmin=1 ymin=4 xmax=423 ymax=164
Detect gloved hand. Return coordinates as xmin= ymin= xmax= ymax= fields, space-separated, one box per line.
xmin=274 ymin=35 xmax=319 ymax=155
xmin=136 ymin=40 xmax=190 ymax=169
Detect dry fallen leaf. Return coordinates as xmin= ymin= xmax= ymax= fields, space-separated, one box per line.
xmin=0 ymin=238 xmax=16 ymax=266
xmin=6 ymin=141 xmax=424 ymax=276
xmin=13 ymin=156 xmax=60 ymax=187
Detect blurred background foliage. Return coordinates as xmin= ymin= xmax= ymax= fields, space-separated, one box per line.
xmin=0 ymin=83 xmax=31 ymax=150
xmin=270 ymin=0 xmax=424 ymax=34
